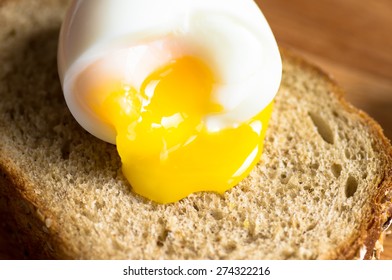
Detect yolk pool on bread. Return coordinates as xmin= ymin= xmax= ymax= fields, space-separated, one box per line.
xmin=77 ymin=55 xmax=274 ymax=203
xmin=58 ymin=0 xmax=282 ymax=204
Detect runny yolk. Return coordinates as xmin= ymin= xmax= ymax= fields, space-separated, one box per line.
xmin=86 ymin=56 xmax=273 ymax=204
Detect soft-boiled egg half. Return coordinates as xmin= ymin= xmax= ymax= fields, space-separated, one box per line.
xmin=58 ymin=0 xmax=282 ymax=204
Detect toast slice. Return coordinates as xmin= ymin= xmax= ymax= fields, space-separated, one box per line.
xmin=0 ymin=0 xmax=391 ymax=260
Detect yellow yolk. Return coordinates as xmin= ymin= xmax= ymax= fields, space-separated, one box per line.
xmin=83 ymin=56 xmax=273 ymax=204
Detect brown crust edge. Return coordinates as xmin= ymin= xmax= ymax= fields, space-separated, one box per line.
xmin=0 ymin=49 xmax=391 ymax=260
xmin=0 ymin=157 xmax=70 ymax=259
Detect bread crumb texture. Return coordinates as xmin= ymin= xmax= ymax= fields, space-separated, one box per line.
xmin=0 ymin=0 xmax=391 ymax=260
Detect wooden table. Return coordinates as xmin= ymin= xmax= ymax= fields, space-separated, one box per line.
xmin=1 ymin=0 xmax=391 ymax=260
xmin=259 ymin=0 xmax=392 ymax=259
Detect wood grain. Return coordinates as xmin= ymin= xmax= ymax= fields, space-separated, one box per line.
xmin=259 ymin=0 xmax=392 ymax=140
xmin=1 ymin=0 xmax=391 ymax=259
xmin=258 ymin=0 xmax=392 ymax=259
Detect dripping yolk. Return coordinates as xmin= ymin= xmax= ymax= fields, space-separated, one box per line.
xmin=79 ymin=55 xmax=273 ymax=204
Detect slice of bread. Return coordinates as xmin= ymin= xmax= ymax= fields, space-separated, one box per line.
xmin=0 ymin=0 xmax=391 ymax=260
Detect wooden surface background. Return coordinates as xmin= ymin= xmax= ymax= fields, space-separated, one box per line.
xmin=1 ymin=0 xmax=391 ymax=259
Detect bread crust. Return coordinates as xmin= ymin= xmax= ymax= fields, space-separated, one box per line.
xmin=0 ymin=158 xmax=65 ymax=259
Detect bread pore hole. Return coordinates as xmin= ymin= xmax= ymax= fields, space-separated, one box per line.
xmin=94 ymin=200 xmax=106 ymax=211
xmin=345 ymin=175 xmax=358 ymax=198
xmin=309 ymin=112 xmax=334 ymax=144
xmin=331 ymin=164 xmax=342 ymax=178
xmin=311 ymin=163 xmax=319 ymax=170
xmin=280 ymin=173 xmax=289 ymax=184
xmin=224 ymin=241 xmax=237 ymax=253
xmin=210 ymin=209 xmax=224 ymax=220
xmin=157 ymin=229 xmax=170 ymax=247
xmin=345 ymin=149 xmax=351 ymax=159
xmin=306 ymin=222 xmax=318 ymax=232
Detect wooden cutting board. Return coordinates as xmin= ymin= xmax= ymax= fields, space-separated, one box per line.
xmin=1 ymin=0 xmax=391 ymax=260
xmin=259 ymin=0 xmax=392 ymax=259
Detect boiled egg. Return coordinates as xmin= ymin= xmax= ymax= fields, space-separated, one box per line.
xmin=58 ymin=0 xmax=282 ymax=204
